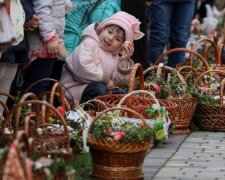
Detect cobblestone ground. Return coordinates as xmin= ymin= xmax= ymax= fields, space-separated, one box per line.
xmin=143 ymin=131 xmax=225 ymax=180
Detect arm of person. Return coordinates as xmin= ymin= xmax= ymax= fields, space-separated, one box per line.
xmin=32 ymin=0 xmax=57 ymax=42
xmin=65 ymin=38 xmax=104 ymax=83
xmin=111 ymin=41 xmax=134 ymax=86
xmin=20 ymin=0 xmax=34 ymax=22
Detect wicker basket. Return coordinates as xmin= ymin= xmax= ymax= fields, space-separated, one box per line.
xmin=79 ymin=99 xmax=108 ymax=118
xmin=153 ymin=49 xmax=203 ymax=134
xmin=87 ymin=107 xmax=152 ymax=180
xmin=194 ymin=70 xmax=225 ymax=131
xmin=169 ymin=66 xmax=198 ymax=134
xmin=4 ymin=100 xmax=73 ymax=161
xmin=188 ymin=36 xmax=220 ymax=65
xmin=97 ymin=64 xmax=178 ymax=121
xmin=24 ymin=78 xmax=76 ymax=108
xmin=154 ymin=48 xmax=210 ymax=73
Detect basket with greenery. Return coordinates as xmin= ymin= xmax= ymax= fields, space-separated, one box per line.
xmin=87 ymin=106 xmax=153 ymax=180
xmin=193 ymin=69 xmax=225 ymax=131
xmin=3 ymin=99 xmax=73 ymax=161
xmin=117 ymin=90 xmax=171 ymax=147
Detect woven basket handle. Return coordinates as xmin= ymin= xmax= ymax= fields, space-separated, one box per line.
xmin=89 ymin=107 xmax=147 ymax=133
xmin=0 ymin=92 xmax=15 ymax=115
xmin=49 ymin=82 xmax=66 ymax=109
xmin=13 ymin=130 xmax=31 ymax=157
xmin=0 ymin=98 xmax=10 ymax=114
xmin=217 ymin=42 xmax=224 ymax=66
xmin=41 ymin=91 xmax=71 ymax=110
xmin=80 ymin=99 xmax=108 ymax=109
xmin=154 ymin=48 xmax=210 ymax=70
xmin=23 ymin=78 xmax=76 ymax=108
xmin=144 ymin=65 xmax=174 ymax=75
xmin=0 ymin=92 xmax=15 ymax=102
xmin=220 ymin=78 xmax=225 ymax=107
xmin=14 ymin=93 xmax=39 ymax=131
xmin=173 ymin=71 xmax=187 ymax=97
xmin=129 ymin=63 xmax=144 ymax=92
xmin=4 ymin=100 xmax=70 ymax=137
xmin=117 ymin=90 xmax=160 ymax=108
xmin=189 ymin=37 xmax=220 ymax=65
xmin=177 ymin=65 xmax=199 ymax=78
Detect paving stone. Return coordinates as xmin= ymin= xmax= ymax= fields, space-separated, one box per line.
xmin=143 ymin=131 xmax=225 ymax=180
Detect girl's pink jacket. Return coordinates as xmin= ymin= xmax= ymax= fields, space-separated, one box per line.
xmin=60 ymin=22 xmax=134 ymax=101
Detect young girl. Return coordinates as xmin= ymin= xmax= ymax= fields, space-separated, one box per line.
xmin=23 ymin=0 xmax=74 ymax=96
xmin=60 ymin=11 xmax=144 ymax=103
xmin=52 ymin=0 xmax=120 ymax=81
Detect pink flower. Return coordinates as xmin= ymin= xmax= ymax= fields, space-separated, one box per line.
xmin=113 ymin=131 xmax=125 ymax=141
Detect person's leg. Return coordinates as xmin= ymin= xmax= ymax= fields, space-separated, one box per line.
xmin=112 ymin=88 xmax=127 ymax=94
xmin=23 ymin=58 xmax=55 ymax=96
xmin=0 ymin=63 xmax=18 ymax=114
xmin=51 ymin=59 xmax=65 ymax=81
xmin=80 ymin=82 xmax=107 ymax=103
xmin=168 ymin=1 xmax=196 ymax=67
xmin=148 ymin=1 xmax=173 ymax=65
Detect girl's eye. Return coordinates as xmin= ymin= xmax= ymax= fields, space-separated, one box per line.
xmin=108 ymin=29 xmax=112 ymax=34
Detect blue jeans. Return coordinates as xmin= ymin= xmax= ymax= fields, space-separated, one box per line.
xmin=23 ymin=58 xmax=55 ymax=96
xmin=80 ymin=82 xmax=127 ymax=103
xmin=147 ymin=1 xmax=195 ymax=67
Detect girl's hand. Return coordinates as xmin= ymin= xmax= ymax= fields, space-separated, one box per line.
xmin=121 ymin=41 xmax=134 ymax=61
xmin=24 ymin=15 xmax=39 ymax=31
xmin=46 ymin=40 xmax=59 ymax=57
xmin=106 ymin=79 xmax=115 ymax=90
xmin=58 ymin=44 xmax=68 ymax=58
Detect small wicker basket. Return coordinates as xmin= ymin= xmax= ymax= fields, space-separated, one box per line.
xmin=87 ymin=107 xmax=152 ymax=180
xmin=194 ymin=70 xmax=225 ymax=131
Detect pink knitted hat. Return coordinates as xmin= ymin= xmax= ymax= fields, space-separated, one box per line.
xmin=96 ymin=11 xmax=144 ymax=42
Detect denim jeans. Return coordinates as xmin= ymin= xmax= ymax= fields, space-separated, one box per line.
xmin=80 ymin=82 xmax=127 ymax=103
xmin=147 ymin=0 xmax=195 ymax=67
xmin=23 ymin=58 xmax=55 ymax=96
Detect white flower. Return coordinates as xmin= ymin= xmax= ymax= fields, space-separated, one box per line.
xmin=152 ymin=103 xmax=161 ymax=110
xmin=37 ymin=128 xmax=43 ymax=135
xmin=4 ymin=128 xmax=13 ymax=134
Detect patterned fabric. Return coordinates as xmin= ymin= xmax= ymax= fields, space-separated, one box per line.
xmin=2 ymin=144 xmax=26 ymax=180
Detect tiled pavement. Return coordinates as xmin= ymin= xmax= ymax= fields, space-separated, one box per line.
xmin=143 ymin=131 xmax=225 ymax=180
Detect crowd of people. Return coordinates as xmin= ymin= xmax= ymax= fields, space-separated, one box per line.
xmin=0 ymin=0 xmax=224 ymax=110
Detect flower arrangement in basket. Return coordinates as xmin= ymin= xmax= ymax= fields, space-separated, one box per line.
xmin=2 ymin=99 xmax=73 ymax=161
xmin=32 ymin=155 xmax=75 ymax=180
xmin=146 ymin=103 xmax=171 ymax=147
xmin=65 ymin=106 xmax=93 ymax=153
xmin=193 ymin=70 xmax=225 ymax=131
xmin=116 ymin=90 xmax=171 ymax=147
xmin=87 ymin=107 xmax=153 ymax=180
xmin=143 ymin=62 xmax=198 ymax=134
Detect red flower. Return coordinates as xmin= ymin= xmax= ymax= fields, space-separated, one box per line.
xmin=57 ymin=106 xmax=66 ymax=117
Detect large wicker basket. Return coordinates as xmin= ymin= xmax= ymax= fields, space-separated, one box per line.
xmin=153 ymin=49 xmax=205 ymax=134
xmin=4 ymin=99 xmax=73 ymax=161
xmin=194 ymin=70 xmax=225 ymax=131
xmin=87 ymin=107 xmax=152 ymax=180
xmin=97 ymin=63 xmax=178 ymax=121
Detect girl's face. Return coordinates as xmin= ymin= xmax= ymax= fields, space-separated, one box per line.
xmin=98 ymin=25 xmax=125 ymax=52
